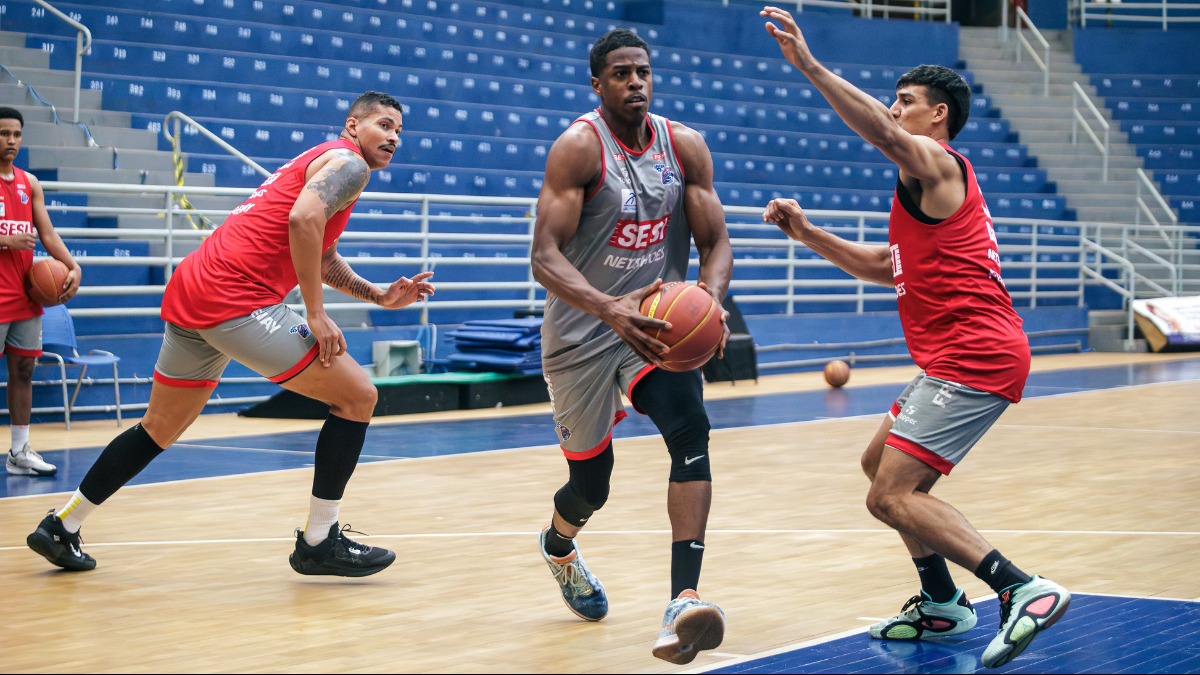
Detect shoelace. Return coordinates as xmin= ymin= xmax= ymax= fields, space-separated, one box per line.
xmin=898 ymin=594 xmax=926 ymax=619
xmin=996 ymin=589 xmax=1015 ymax=627
xmin=336 ymin=524 xmax=371 ymax=552
xmin=550 ymin=557 xmax=594 ymax=598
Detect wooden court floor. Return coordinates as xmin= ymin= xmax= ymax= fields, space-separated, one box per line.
xmin=0 ymin=352 xmax=1197 ymax=673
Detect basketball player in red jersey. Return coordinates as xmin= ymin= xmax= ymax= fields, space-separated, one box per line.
xmin=27 ymin=92 xmax=434 ymax=577
xmin=760 ymin=7 xmax=1069 ymax=669
xmin=0 ymin=106 xmax=81 ymax=478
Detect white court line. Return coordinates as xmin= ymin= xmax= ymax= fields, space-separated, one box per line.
xmin=1 ymin=526 xmax=1196 ymax=553
xmin=6 ymin=376 xmax=1196 ymax=502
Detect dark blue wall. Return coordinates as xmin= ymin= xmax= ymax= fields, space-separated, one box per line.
xmin=1075 ymin=28 xmax=1200 ymax=74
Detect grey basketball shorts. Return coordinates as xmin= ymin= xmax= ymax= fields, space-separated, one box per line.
xmin=543 ymin=342 xmax=655 ymax=460
xmin=153 ymin=303 xmax=319 ymax=388
xmin=886 ymin=371 xmax=1012 ymax=475
xmin=0 ymin=315 xmax=42 ymax=357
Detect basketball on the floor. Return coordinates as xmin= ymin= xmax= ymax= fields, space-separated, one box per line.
xmin=639 ymin=281 xmax=723 ymax=372
xmin=25 ymin=258 xmax=69 ymax=307
xmin=824 ymin=359 xmax=851 ymax=388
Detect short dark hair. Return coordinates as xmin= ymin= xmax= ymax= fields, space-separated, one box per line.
xmin=589 ymin=28 xmax=649 ymax=78
xmin=0 ymin=106 xmax=24 ymax=127
xmin=347 ymin=91 xmax=402 ymax=119
xmin=896 ymin=65 xmax=971 ymax=140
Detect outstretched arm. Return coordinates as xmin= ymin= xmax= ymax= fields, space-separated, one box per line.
xmin=530 ymin=123 xmax=671 ymax=366
xmin=320 ymin=248 xmax=435 ymax=309
xmin=290 ymin=148 xmax=369 ymax=366
xmin=761 ymin=6 xmax=956 ymax=185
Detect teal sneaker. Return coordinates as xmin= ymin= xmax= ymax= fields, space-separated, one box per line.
xmin=870 ymin=589 xmax=977 ymax=640
xmin=981 ymin=575 xmax=1070 ymax=668
xmin=651 ymin=589 xmax=725 ymax=665
xmin=539 ymin=527 xmax=608 ymax=621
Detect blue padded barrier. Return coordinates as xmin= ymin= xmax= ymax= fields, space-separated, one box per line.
xmin=1120 ymin=120 xmax=1200 ymax=146
xmin=1109 ymin=97 xmax=1199 ymax=123
xmin=1138 ymin=145 xmax=1200 ymax=171
xmin=1093 ymin=74 xmax=1200 ymax=98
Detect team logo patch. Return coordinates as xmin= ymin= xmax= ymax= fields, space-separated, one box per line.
xmin=654 ymin=164 xmax=675 ymax=185
xmin=17 ymin=189 xmax=28 ymax=205
xmin=0 ymin=200 xmax=5 ymax=218
xmin=621 ymin=189 xmax=637 ymax=213
xmin=556 ymin=423 xmax=572 ymax=441
xmin=289 ymin=323 xmax=311 ymax=339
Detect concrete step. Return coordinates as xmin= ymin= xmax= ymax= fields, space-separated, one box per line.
xmin=1074 ymin=205 xmax=1142 ymax=223
xmin=22 ymin=120 xmax=89 ymax=147
xmin=0 ymin=81 xmax=103 ymax=113
xmin=84 ymin=193 xmax=243 ymax=212
xmin=2 ymin=65 xmax=76 ymax=90
xmin=0 ymin=31 xmax=28 ymax=48
xmin=0 ymin=45 xmax=50 ymax=69
xmin=53 ymin=166 xmax=215 ymax=188
xmin=87 ymin=126 xmax=159 ymax=151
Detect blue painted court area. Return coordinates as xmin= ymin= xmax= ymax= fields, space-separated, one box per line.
xmin=3 ymin=358 xmax=1199 ymax=498
xmin=704 ymin=594 xmax=1200 ymax=674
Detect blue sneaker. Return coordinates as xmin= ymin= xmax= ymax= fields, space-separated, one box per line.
xmin=539 ymin=527 xmax=608 ymax=621
xmin=981 ymin=575 xmax=1070 ymax=668
xmin=651 ymin=589 xmax=725 ymax=665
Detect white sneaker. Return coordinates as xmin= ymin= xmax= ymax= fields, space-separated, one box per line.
xmin=6 ymin=443 xmax=57 ymax=476
xmin=651 ymin=589 xmax=725 ymax=665
xmin=870 ymin=589 xmax=978 ymax=640
xmin=981 ymin=575 xmax=1070 ymax=668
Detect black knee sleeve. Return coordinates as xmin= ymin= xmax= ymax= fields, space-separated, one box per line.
xmin=632 ymin=369 xmax=713 ymax=482
xmin=553 ymin=444 xmax=614 ymax=527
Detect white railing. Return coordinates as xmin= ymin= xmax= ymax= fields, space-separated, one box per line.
xmin=1014 ymin=6 xmax=1051 ymax=97
xmin=1072 ymin=0 xmax=1200 ymax=29
xmin=721 ymin=0 xmax=951 ymax=21
xmin=28 ymin=0 xmax=90 ymax=123
xmin=1071 ymin=81 xmax=1111 ymax=181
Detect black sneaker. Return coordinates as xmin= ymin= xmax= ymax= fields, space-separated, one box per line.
xmin=27 ymin=510 xmax=97 ymax=571
xmin=288 ymin=522 xmax=395 ymax=577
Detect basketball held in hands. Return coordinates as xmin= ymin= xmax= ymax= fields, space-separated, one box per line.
xmin=639 ymin=282 xmax=723 ymax=372
xmin=26 ymin=258 xmax=69 ymax=307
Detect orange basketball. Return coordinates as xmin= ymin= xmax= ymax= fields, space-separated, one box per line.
xmin=824 ymin=359 xmax=851 ymax=388
xmin=639 ymin=282 xmax=723 ymax=372
xmin=26 ymin=258 xmax=69 ymax=307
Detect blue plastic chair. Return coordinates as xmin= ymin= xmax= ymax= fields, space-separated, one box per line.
xmin=35 ymin=304 xmax=121 ymax=430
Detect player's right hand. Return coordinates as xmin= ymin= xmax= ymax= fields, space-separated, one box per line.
xmin=306 ymin=311 xmax=346 ymax=367
xmin=605 ymin=278 xmax=671 ymax=367
xmin=4 ymin=233 xmax=37 ymax=250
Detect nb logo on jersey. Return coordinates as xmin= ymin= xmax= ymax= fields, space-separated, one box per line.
xmin=654 ymin=163 xmax=675 ymax=185
xmin=608 ymin=214 xmax=670 ymax=251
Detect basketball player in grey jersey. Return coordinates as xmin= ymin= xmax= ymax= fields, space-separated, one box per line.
xmin=531 ymin=29 xmax=734 ymax=665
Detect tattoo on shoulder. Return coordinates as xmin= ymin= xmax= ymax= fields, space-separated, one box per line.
xmin=306 ymin=152 xmax=369 ymax=219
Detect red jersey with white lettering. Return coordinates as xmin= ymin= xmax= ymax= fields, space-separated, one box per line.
xmin=888 ymin=143 xmax=1030 ymax=402
xmin=160 ymin=139 xmax=361 ymax=328
xmin=0 ymin=167 xmax=42 ymax=323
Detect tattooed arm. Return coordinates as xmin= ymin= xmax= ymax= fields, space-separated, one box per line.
xmin=289 ymin=148 xmax=370 ymax=366
xmin=322 ymin=250 xmax=437 ymax=309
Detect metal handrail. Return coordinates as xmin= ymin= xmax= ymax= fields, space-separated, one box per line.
xmin=1074 ymin=0 xmax=1200 ymax=29
xmin=1134 ymin=167 xmax=1182 ymax=272
xmin=1081 ymin=239 xmax=1138 ymax=347
xmin=1071 ymin=81 xmax=1110 ymax=181
xmin=162 ymin=111 xmax=271 ymax=178
xmin=1126 ymin=239 xmax=1178 ymax=296
xmin=1014 ymin=6 xmax=1051 ymax=97
xmin=30 ymin=0 xmax=90 ymax=123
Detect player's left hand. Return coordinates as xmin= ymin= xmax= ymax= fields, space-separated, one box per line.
xmin=697 ymin=281 xmax=731 ymax=360
xmin=762 ymin=6 xmax=815 ymax=70
xmin=58 ymin=266 xmax=81 ymax=304
xmin=378 ymin=271 xmax=436 ymax=309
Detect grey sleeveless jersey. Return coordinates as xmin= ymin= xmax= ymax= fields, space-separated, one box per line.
xmin=541 ymin=111 xmax=692 ymax=370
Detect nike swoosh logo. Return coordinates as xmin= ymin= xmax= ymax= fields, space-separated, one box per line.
xmin=684 ymin=455 xmax=705 ymax=465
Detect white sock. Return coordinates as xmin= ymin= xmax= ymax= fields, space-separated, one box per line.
xmin=303 ymin=496 xmax=341 ymax=546
xmin=56 ymin=490 xmax=98 ymax=534
xmin=10 ymin=425 xmax=29 ymax=452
